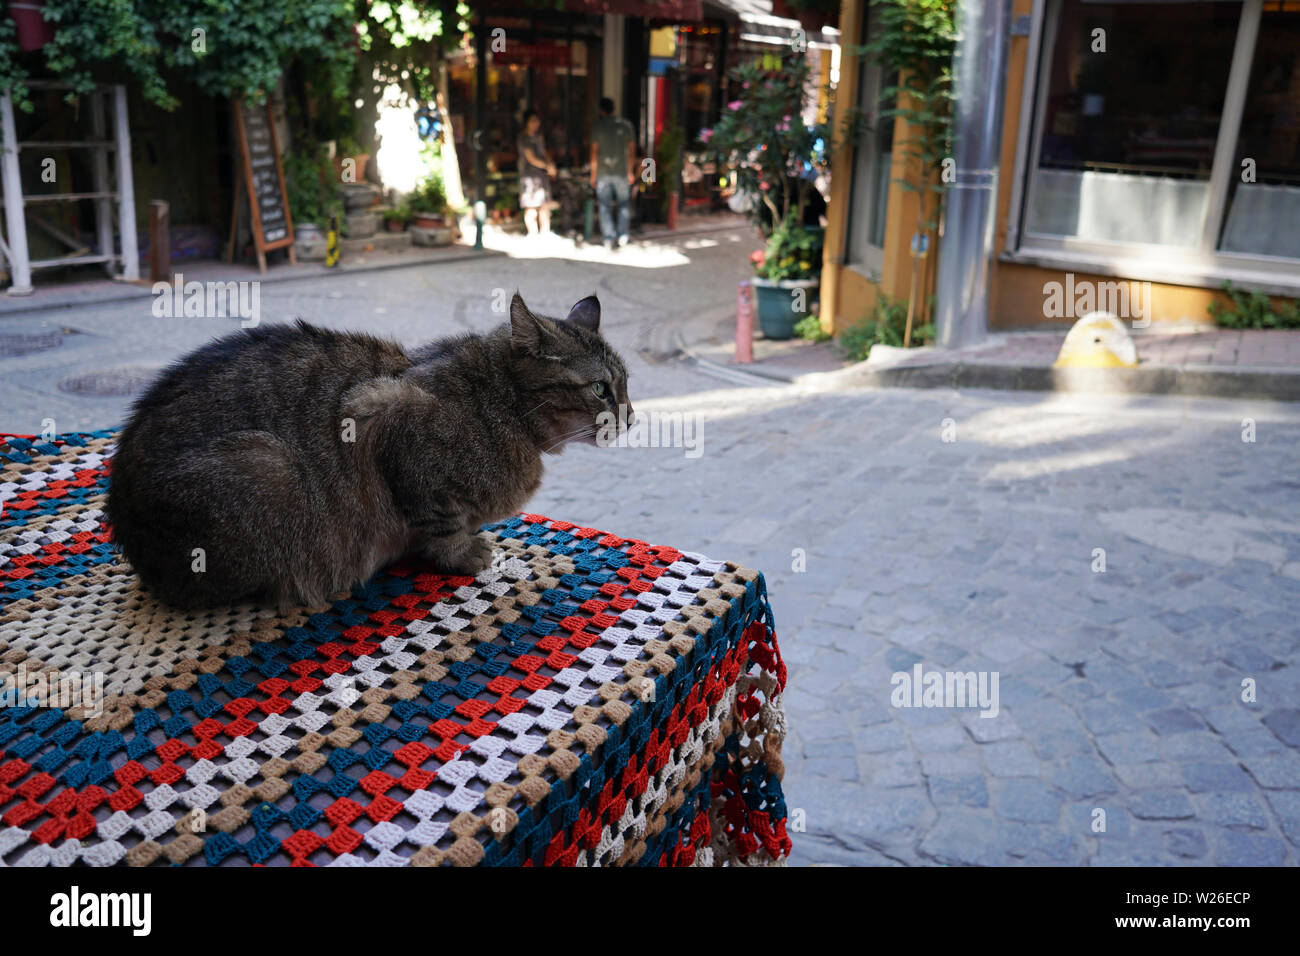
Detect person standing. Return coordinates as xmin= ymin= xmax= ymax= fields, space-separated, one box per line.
xmin=590 ymin=97 xmax=636 ymax=249
xmin=517 ymin=109 xmax=556 ymax=237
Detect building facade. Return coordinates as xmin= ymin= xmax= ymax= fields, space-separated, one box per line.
xmin=823 ymin=0 xmax=1300 ymax=335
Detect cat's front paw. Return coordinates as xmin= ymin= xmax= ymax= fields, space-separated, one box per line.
xmin=437 ymin=534 xmax=494 ymax=577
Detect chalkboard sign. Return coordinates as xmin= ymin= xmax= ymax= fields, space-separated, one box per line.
xmin=233 ymin=99 xmax=295 ymax=265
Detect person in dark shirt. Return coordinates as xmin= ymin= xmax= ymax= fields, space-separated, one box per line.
xmin=517 ymin=109 xmax=557 ymax=237
xmin=590 ymin=98 xmax=636 ymax=249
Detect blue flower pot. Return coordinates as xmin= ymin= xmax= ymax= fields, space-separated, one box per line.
xmin=751 ymin=278 xmax=820 ymax=340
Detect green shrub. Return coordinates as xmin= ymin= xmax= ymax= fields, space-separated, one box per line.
xmin=283 ymin=143 xmax=343 ymax=229
xmin=408 ymin=168 xmax=448 ymax=216
xmin=838 ymin=293 xmax=933 ymax=360
xmin=793 ymin=315 xmax=831 ymax=342
xmin=1207 ymin=281 xmax=1300 ymax=329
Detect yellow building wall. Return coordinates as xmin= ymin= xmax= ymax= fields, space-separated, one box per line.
xmin=821 ymin=1 xmax=935 ymax=334
xmin=823 ymin=0 xmax=1259 ymax=334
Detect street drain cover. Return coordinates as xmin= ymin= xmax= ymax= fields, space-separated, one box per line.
xmin=0 ymin=331 xmax=66 ymax=357
xmin=59 ymin=365 xmax=162 ymax=397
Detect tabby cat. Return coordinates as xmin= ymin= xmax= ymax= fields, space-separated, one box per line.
xmin=107 ymin=292 xmax=632 ymax=610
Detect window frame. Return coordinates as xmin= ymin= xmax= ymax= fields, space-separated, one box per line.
xmin=844 ymin=6 xmax=891 ymax=278
xmin=1003 ymin=0 xmax=1300 ymax=293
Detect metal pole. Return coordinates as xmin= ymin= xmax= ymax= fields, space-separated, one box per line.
xmin=934 ymin=0 xmax=1013 ymax=349
xmin=113 ymin=84 xmax=140 ymax=281
xmin=90 ymin=90 xmax=115 ymax=277
xmin=1 ymin=91 xmax=33 ymax=295
xmin=473 ymin=18 xmax=487 ymax=250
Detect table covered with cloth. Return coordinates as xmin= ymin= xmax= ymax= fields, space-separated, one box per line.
xmin=0 ymin=431 xmax=791 ymax=867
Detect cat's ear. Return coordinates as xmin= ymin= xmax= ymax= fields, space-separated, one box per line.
xmin=565 ymin=294 xmax=601 ymax=332
xmin=510 ymin=292 xmax=556 ymax=354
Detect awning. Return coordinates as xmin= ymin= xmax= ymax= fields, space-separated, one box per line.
xmin=474 ymin=0 xmax=705 ymax=19
xmin=703 ymin=0 xmax=840 ymax=46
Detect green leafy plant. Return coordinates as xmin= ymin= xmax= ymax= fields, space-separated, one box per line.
xmin=839 ymin=293 xmax=934 ymax=360
xmin=654 ymin=121 xmax=685 ymax=214
xmin=753 ymin=214 xmax=824 ymax=281
xmin=854 ymin=0 xmax=956 ymax=340
xmin=283 ymin=143 xmax=343 ymax=229
xmin=1207 ymin=281 xmax=1300 ymax=329
xmin=383 ymin=203 xmax=411 ymax=223
xmin=656 ymin=123 xmax=684 ymax=189
xmin=357 ymin=0 xmax=468 ymax=105
xmin=700 ymin=54 xmax=835 ymax=232
xmin=337 ymin=135 xmax=366 ymax=158
xmin=3 ymin=0 xmax=360 ymax=112
xmin=858 ymin=0 xmax=957 ymax=236
xmin=794 ymin=314 xmax=831 ymax=342
xmin=407 ymin=168 xmax=447 ymax=216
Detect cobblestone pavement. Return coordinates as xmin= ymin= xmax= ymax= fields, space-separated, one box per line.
xmin=526 ymin=382 xmax=1300 ymax=867
xmin=3 ymin=229 xmax=1299 ymax=866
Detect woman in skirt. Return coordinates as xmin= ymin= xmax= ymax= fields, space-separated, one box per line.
xmin=517 ymin=109 xmax=557 ymax=237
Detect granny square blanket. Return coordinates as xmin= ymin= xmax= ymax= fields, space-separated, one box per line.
xmin=0 ymin=431 xmax=790 ymax=867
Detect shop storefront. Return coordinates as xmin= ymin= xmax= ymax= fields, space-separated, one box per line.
xmin=446 ymin=10 xmax=604 ymax=225
xmin=446 ymin=1 xmax=835 ymax=228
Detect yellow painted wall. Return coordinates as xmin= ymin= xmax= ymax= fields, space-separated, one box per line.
xmin=818 ymin=0 xmax=864 ymax=335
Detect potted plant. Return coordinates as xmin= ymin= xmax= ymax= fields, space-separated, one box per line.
xmin=333 ymin=134 xmax=370 ymax=184
xmin=383 ymin=204 xmax=410 ymax=232
xmin=407 ymin=171 xmax=447 ymax=228
xmin=748 ymin=214 xmax=824 ymax=339
xmin=703 ymin=55 xmax=834 ymax=338
xmin=407 ymin=171 xmax=454 ymax=246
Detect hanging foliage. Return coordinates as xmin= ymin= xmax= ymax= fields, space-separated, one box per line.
xmin=858 ymin=0 xmax=957 ymax=233
xmin=0 ymin=0 xmax=363 ymax=112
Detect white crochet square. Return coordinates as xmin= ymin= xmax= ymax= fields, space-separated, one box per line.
xmin=403 ymin=788 xmax=443 ymax=820
xmin=143 ymin=784 xmax=179 ymax=811
xmin=363 ymin=820 xmax=405 ymax=851
xmin=178 ymin=783 xmax=221 ymax=810
xmin=224 ymin=735 xmax=256 ymax=759
xmin=444 ymin=785 xmax=484 ymax=814
xmin=136 ymin=809 xmax=175 ymax=840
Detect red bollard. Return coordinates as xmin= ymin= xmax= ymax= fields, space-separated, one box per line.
xmin=735 ymin=280 xmax=754 ymax=364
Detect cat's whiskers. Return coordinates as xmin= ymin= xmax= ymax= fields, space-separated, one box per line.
xmin=543 ymin=424 xmax=596 ymax=454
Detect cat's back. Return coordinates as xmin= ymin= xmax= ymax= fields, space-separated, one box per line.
xmin=121 ymin=320 xmax=412 ymax=450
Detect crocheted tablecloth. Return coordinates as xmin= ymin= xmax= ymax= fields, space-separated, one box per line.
xmin=0 ymin=431 xmax=790 ymax=867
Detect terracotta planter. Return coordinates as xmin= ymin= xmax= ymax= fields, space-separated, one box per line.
xmin=385 ymin=219 xmax=408 ymax=233
xmin=333 ymin=153 xmax=370 ymax=183
xmin=9 ymin=1 xmax=54 ymax=51
xmin=412 ymin=214 xmax=444 ymax=229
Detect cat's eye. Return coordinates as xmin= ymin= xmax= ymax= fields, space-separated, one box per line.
xmin=591 ymin=382 xmax=609 ymax=398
